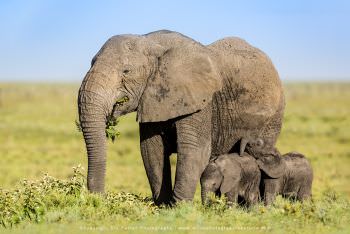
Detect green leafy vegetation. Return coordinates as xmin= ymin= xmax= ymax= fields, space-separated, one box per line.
xmin=75 ymin=115 xmax=121 ymax=142
xmin=0 ymin=82 xmax=349 ymax=233
xmin=75 ymin=117 xmax=121 ymax=142
xmin=75 ymin=96 xmax=129 ymax=142
xmin=0 ymin=165 xmax=85 ymax=227
xmin=0 ymin=166 xmax=349 ymax=233
xmin=115 ymin=96 xmax=129 ymax=105
xmin=104 ymin=96 xmax=130 ymax=142
xmin=105 ymin=116 xmax=120 ymax=142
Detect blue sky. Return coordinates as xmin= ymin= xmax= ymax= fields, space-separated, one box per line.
xmin=0 ymin=0 xmax=349 ymax=81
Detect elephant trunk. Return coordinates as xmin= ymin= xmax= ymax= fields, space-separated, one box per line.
xmin=201 ymin=187 xmax=208 ymax=205
xmin=78 ymin=72 xmax=115 ymax=193
xmin=82 ymin=119 xmax=106 ymax=193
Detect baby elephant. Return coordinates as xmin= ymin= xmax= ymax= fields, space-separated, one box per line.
xmin=260 ymin=152 xmax=313 ymax=205
xmin=200 ymin=153 xmax=260 ymax=206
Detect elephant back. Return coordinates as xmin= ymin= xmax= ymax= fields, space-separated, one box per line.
xmin=209 ymin=37 xmax=283 ymax=126
xmin=208 ymin=37 xmax=285 ymax=155
xmin=283 ymin=152 xmax=312 ymax=176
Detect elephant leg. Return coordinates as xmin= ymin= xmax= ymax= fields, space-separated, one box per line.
xmin=139 ymin=122 xmax=173 ymax=205
xmin=173 ymin=104 xmax=212 ymax=202
xmin=262 ymin=178 xmax=279 ymax=206
xmin=297 ymin=185 xmax=311 ymax=202
xmin=225 ymin=188 xmax=238 ymax=207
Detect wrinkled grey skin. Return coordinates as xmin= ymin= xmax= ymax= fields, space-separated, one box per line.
xmin=239 ymin=137 xmax=264 ymax=156
xmin=78 ymin=30 xmax=285 ymax=205
xmin=200 ymin=153 xmax=261 ymax=206
xmin=260 ymin=152 xmax=313 ymax=205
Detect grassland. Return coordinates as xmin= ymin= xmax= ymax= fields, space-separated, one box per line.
xmin=0 ymin=82 xmax=349 ymax=233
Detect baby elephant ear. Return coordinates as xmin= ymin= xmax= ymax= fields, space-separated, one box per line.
xmin=220 ymin=176 xmax=234 ymax=195
xmin=257 ymin=152 xmax=286 ymax=178
xmin=216 ymin=156 xmax=240 ymax=194
xmin=137 ymin=44 xmax=221 ymax=122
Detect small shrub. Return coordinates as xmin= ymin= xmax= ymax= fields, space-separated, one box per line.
xmin=0 ymin=165 xmax=85 ymax=227
xmin=0 ymin=165 xmax=159 ymax=228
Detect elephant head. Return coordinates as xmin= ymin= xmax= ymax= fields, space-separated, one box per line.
xmin=256 ymin=149 xmax=287 ymax=178
xmin=200 ymin=162 xmax=223 ymax=204
xmin=78 ymin=30 xmax=221 ymax=193
xmin=200 ymin=155 xmax=241 ymax=204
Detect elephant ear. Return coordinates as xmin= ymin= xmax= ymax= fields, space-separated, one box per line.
xmin=216 ymin=156 xmax=240 ymax=194
xmin=257 ymin=152 xmax=286 ymax=178
xmin=137 ymin=43 xmax=221 ymax=122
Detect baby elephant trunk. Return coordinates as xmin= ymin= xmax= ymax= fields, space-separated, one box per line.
xmin=201 ymin=187 xmax=208 ymax=205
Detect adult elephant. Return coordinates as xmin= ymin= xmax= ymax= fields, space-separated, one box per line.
xmin=78 ymin=30 xmax=285 ymax=205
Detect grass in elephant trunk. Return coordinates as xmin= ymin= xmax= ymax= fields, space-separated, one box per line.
xmin=105 ymin=117 xmax=120 ymax=142
xmin=75 ymin=96 xmax=130 ymax=142
xmin=75 ymin=117 xmax=121 ymax=142
xmin=105 ymin=96 xmax=130 ymax=142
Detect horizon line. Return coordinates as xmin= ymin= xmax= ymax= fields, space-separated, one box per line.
xmin=1 ymin=77 xmax=350 ymax=83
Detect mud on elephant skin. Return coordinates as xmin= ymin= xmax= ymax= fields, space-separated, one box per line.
xmin=77 ymin=29 xmax=285 ymax=205
xmin=200 ymin=153 xmax=261 ymax=206
xmin=260 ymin=152 xmax=313 ymax=206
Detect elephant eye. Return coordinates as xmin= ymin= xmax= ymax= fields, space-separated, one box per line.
xmin=122 ymin=69 xmax=131 ymax=76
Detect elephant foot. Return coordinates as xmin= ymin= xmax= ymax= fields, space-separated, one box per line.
xmin=154 ymin=193 xmax=174 ymax=207
xmin=152 ymin=179 xmax=174 ymax=207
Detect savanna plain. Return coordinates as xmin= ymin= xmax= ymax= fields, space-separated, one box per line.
xmin=0 ymin=82 xmax=349 ymax=234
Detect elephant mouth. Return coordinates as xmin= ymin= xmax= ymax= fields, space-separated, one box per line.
xmin=110 ymin=95 xmax=130 ymax=115
xmin=104 ymin=96 xmax=129 ymax=142
xmin=104 ymin=95 xmax=130 ymax=127
xmin=115 ymin=95 xmax=130 ymax=107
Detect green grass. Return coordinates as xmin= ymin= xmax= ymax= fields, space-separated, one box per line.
xmin=0 ymin=82 xmax=350 ymax=233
